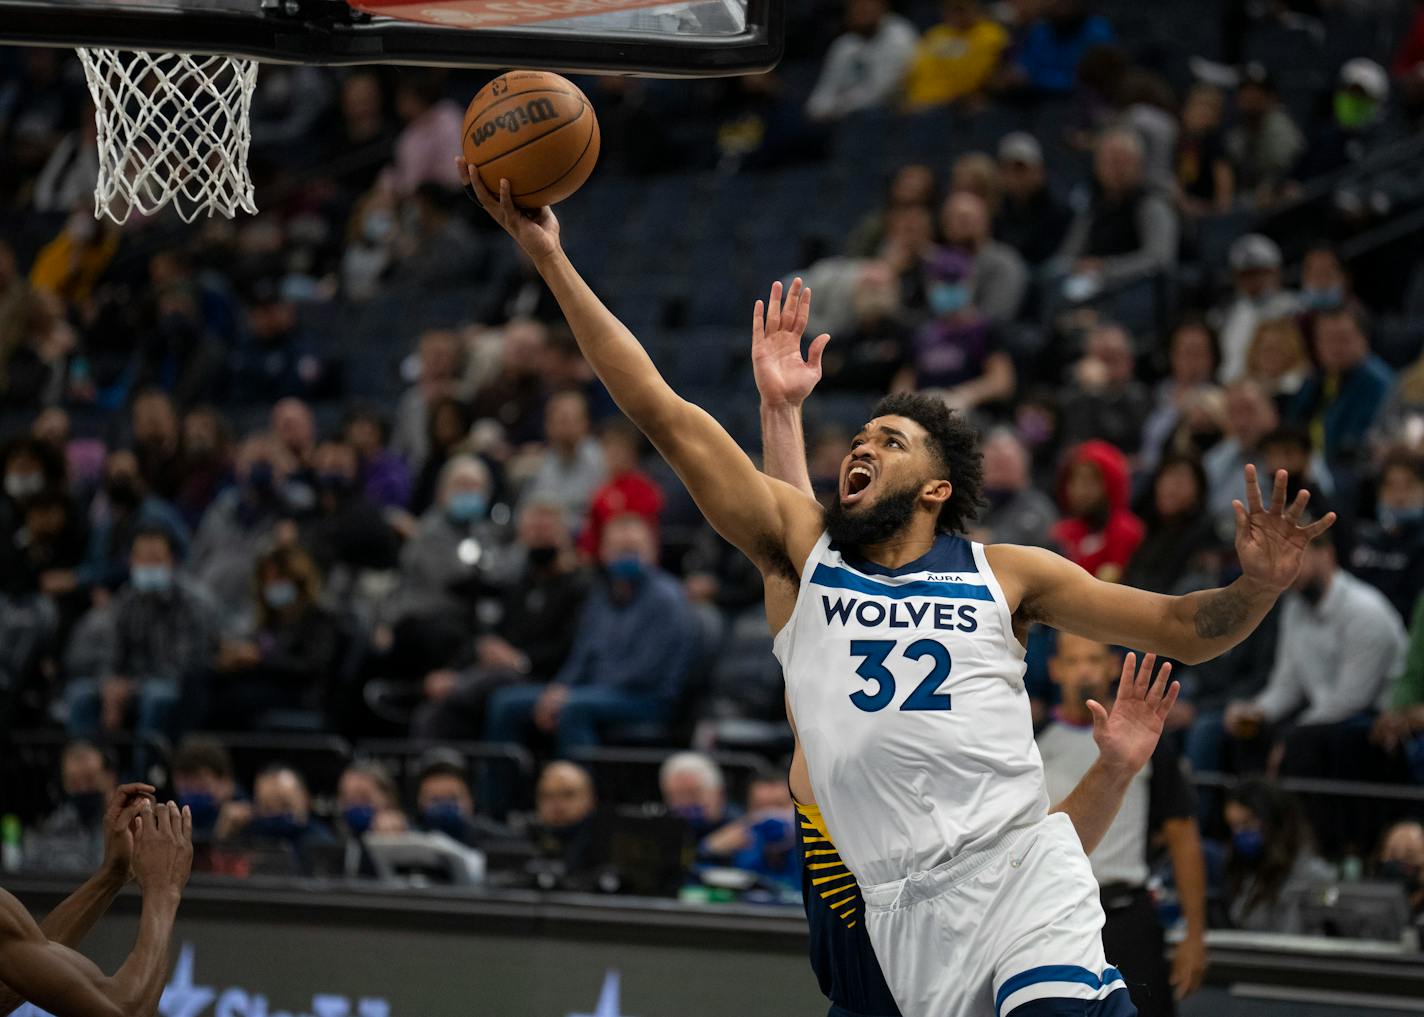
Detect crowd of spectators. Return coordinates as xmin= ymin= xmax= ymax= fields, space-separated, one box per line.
xmin=3 ymin=0 xmax=1424 ymax=940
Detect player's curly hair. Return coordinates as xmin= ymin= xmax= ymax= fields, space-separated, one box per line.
xmin=871 ymin=392 xmax=985 ymax=535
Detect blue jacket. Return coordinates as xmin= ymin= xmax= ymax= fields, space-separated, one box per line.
xmin=555 ymin=568 xmax=696 ymax=701
xmin=1015 ymin=15 xmax=1114 ymax=94
xmin=1288 ymin=355 xmax=1394 ymax=464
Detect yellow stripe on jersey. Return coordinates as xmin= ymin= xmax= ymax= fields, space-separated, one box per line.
xmin=797 ymin=800 xmax=864 ymax=933
xmin=804 ymin=849 xmax=841 ymax=857
xmin=818 ymin=879 xmax=855 ymax=897
xmin=808 ymin=861 xmax=848 ymax=871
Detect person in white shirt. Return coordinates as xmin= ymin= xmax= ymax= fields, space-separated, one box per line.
xmin=805 ymin=0 xmax=920 ymax=121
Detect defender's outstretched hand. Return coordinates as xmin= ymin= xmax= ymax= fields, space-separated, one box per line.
xmin=752 ymin=277 xmax=830 ymax=409
xmin=1233 ymin=464 xmax=1336 ymax=591
xmin=458 ymin=157 xmax=561 ymax=263
xmin=1088 ymin=652 xmax=1179 ymax=775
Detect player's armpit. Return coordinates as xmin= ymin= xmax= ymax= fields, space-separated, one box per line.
xmin=0 ymin=892 xmax=125 ymax=1017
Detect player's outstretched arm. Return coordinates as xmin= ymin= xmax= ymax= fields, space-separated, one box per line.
xmin=464 ymin=162 xmax=822 ymax=567
xmin=993 ymin=465 xmax=1335 ymax=665
xmin=752 ymin=279 xmax=828 ymax=500
xmin=1050 ymin=652 xmax=1178 ymax=854
xmin=0 ymin=801 xmax=191 ymax=1017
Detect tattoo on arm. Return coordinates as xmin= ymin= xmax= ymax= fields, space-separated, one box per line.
xmin=1193 ymin=588 xmax=1250 ymax=639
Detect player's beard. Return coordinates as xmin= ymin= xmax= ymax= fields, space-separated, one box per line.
xmin=825 ymin=478 xmax=924 ymax=550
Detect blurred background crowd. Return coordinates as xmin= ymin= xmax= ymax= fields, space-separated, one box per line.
xmin=2 ymin=0 xmax=1424 ymax=954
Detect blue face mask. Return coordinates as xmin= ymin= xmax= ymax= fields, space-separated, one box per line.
xmin=421 ymin=800 xmax=471 ymax=839
xmin=1232 ymin=827 xmax=1265 ymax=861
xmin=178 ymin=792 xmax=219 ymax=832
xmin=1379 ymin=505 xmax=1424 ymax=532
xmin=342 ymin=804 xmax=376 ymax=836
xmin=929 ymin=281 xmax=970 ymax=317
xmin=606 ymin=555 xmax=646 ymax=584
xmin=750 ymin=814 xmax=793 ymax=848
xmin=447 ymin=491 xmax=487 ymax=523
xmin=131 ymin=565 xmax=173 ymax=595
xmin=1302 ymin=286 xmax=1343 ymax=311
xmin=670 ymin=803 xmax=707 ymax=826
xmin=250 ymin=813 xmax=304 ymax=841
xmin=263 ymin=580 xmax=298 ymax=610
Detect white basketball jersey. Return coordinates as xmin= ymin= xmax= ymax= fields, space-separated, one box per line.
xmin=775 ymin=531 xmax=1050 ymax=886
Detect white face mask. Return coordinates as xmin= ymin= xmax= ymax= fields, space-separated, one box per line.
xmin=4 ymin=472 xmax=43 ymax=500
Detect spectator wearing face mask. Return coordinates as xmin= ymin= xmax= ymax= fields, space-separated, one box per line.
xmin=66 ymin=527 xmax=219 ymax=758
xmin=816 ymin=260 xmax=915 ymax=394
xmin=1348 ymin=450 xmax=1424 ymax=622
xmin=1292 ymin=58 xmax=1390 ymax=184
xmin=207 ymin=545 xmax=344 ymax=731
xmin=1050 ymin=439 xmax=1144 ymax=582
xmin=1296 ymin=245 xmax=1357 ymax=321
xmin=660 ymin=752 xmax=735 ymax=844
xmin=171 ymin=735 xmax=241 ymax=845
xmin=26 ymin=741 xmax=118 ymax=874
xmin=410 ymin=395 xmax=477 ymax=516
xmin=973 ymin=427 xmax=1057 ymax=548
xmin=79 ymin=449 xmax=190 ymax=593
xmin=1 ymin=436 xmax=67 ymax=543
xmin=415 ymin=753 xmax=513 ymax=848
xmin=1 ymin=488 xmax=88 ymax=636
xmin=334 ymin=761 xmax=408 ymax=877
xmin=220 ymin=764 xmax=336 ymax=876
xmin=485 ymin=513 xmax=696 ymax=757
xmin=300 ymin=439 xmax=402 ymax=583
xmin=378 ymin=454 xmax=507 ymax=681
xmin=188 ymin=433 xmax=296 ymax=634
xmin=700 ymin=771 xmax=800 ymax=890
xmin=577 ymin=420 xmax=664 ymax=558
xmin=896 ymin=247 xmax=1015 ymax=413
xmin=412 ymin=497 xmax=590 ymax=741
xmin=1218 ymin=780 xmax=1334 ymax=933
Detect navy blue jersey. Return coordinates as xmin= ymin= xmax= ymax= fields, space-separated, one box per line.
xmin=797 ymin=801 xmax=901 ymax=1017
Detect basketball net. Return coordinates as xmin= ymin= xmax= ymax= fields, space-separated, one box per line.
xmin=76 ymin=48 xmax=259 ymax=224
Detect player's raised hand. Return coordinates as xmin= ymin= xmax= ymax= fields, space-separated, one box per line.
xmin=1088 ymin=652 xmax=1179 ymax=776
xmin=752 ymin=277 xmax=830 ymax=409
xmin=459 ymin=157 xmax=561 ymax=263
xmin=100 ymin=782 xmax=156 ymax=881
xmin=1233 ymin=464 xmax=1336 ymax=592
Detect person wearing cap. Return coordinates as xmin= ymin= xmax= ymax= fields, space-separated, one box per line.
xmin=995 ymin=131 xmax=1073 ymax=266
xmin=1224 ymin=64 xmax=1305 ymax=206
xmin=1292 ymin=58 xmax=1389 ymax=184
xmin=1212 ymin=233 xmax=1300 ymax=383
xmin=804 ymin=0 xmax=919 ymax=122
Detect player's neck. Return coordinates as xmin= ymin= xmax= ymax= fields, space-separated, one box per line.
xmin=855 ymin=523 xmax=939 ymax=570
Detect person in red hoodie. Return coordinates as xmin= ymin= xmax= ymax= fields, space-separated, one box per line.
xmin=577 ymin=418 xmax=664 ymax=557
xmin=1050 ymin=439 xmax=1145 ymax=582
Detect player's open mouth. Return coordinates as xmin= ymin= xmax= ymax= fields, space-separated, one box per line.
xmin=842 ymin=463 xmax=875 ymax=505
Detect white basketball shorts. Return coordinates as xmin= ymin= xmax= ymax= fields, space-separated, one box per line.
xmin=860 ymin=811 xmax=1135 ymax=1017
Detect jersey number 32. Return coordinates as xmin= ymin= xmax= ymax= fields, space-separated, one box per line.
xmin=848 ymin=639 xmax=952 ymax=713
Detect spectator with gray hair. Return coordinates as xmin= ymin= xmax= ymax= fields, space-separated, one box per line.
xmin=377 ymin=452 xmax=511 ymax=680
xmin=660 ymin=751 xmax=732 ymax=842
xmin=1056 ymin=128 xmax=1178 ymax=295
xmin=995 ymin=131 xmax=1074 ymax=266
xmin=973 ymin=427 xmax=1057 ymax=548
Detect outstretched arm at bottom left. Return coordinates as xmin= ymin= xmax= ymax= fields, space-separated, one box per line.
xmin=1050 ymin=652 xmax=1178 ymax=855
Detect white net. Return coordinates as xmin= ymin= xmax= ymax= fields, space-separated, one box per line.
xmin=76 ymin=48 xmax=259 ymax=224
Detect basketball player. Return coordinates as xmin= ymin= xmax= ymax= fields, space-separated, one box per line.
xmin=465 ymin=163 xmax=1333 ymax=1017
xmin=754 ymin=320 xmax=1185 ymax=1017
xmin=0 ymin=788 xmax=192 ymax=1017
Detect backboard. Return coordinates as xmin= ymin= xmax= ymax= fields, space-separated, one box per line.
xmin=0 ymin=0 xmax=782 ymax=76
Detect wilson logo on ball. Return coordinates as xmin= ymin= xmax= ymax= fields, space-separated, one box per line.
xmin=471 ymin=98 xmax=560 ymax=146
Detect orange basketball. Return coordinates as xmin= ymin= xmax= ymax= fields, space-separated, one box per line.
xmin=462 ymin=70 xmax=600 ymax=209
